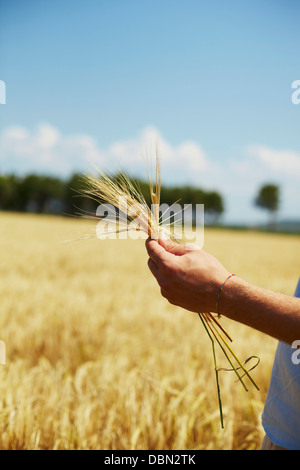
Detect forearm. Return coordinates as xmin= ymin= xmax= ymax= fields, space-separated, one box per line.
xmin=219 ymin=276 xmax=300 ymax=345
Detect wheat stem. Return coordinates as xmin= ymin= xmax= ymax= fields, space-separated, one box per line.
xmin=198 ymin=313 xmax=224 ymax=428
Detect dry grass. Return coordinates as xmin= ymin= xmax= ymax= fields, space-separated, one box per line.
xmin=0 ymin=212 xmax=299 ymax=449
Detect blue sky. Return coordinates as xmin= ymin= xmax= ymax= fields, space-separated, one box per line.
xmin=0 ymin=0 xmax=300 ymax=223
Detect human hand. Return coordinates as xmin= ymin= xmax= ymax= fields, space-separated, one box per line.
xmin=146 ymin=237 xmax=230 ymax=314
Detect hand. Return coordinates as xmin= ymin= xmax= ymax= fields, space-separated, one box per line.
xmin=146 ymin=237 xmax=231 ymax=314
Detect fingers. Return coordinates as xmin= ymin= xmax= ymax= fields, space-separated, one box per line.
xmin=146 ymin=236 xmax=188 ymax=264
xmin=158 ymin=237 xmax=188 ymax=256
xmin=184 ymin=243 xmax=202 ymax=251
xmin=147 ymin=258 xmax=159 ymax=277
xmin=147 ymin=258 xmax=165 ymax=287
xmin=159 ymin=236 xmax=201 ymax=255
xmin=145 ymin=238 xmax=171 ymax=266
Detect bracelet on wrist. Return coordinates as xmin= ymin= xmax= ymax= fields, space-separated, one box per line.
xmin=216 ymin=274 xmax=236 ymax=316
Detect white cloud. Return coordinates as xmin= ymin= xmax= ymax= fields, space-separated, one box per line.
xmin=246 ymin=145 xmax=300 ymax=180
xmin=0 ymin=123 xmax=211 ymax=183
xmin=104 ymin=127 xmax=210 ymax=184
xmin=35 ymin=123 xmax=60 ymax=149
xmin=0 ymin=123 xmax=105 ymax=176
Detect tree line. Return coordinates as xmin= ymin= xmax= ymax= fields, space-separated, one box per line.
xmin=0 ymin=173 xmax=225 ymax=223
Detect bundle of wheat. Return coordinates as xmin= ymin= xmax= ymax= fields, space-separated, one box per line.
xmin=80 ymin=154 xmax=162 ymax=241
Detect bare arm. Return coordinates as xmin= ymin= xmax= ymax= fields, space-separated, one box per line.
xmin=146 ymin=238 xmax=300 ymax=346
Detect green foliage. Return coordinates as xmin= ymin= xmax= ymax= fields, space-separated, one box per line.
xmin=0 ymin=172 xmax=224 ymax=220
xmin=255 ymin=184 xmax=279 ymax=213
xmin=0 ymin=175 xmax=19 ymax=210
xmin=254 ymin=183 xmax=280 ymax=228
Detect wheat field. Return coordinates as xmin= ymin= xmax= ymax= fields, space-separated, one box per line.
xmin=0 ymin=211 xmax=299 ymax=450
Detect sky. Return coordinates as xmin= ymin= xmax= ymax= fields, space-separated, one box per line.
xmin=0 ymin=0 xmax=300 ymax=224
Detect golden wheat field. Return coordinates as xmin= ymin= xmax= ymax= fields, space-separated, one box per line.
xmin=0 ymin=211 xmax=299 ymax=450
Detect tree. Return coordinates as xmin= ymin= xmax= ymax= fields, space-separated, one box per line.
xmin=16 ymin=174 xmax=65 ymax=213
xmin=64 ymin=173 xmax=97 ymax=216
xmin=204 ymin=191 xmax=224 ymax=224
xmin=254 ymin=184 xmax=280 ymax=228
xmin=0 ymin=175 xmax=19 ymax=210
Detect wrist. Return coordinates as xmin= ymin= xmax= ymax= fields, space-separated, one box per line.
xmin=215 ymin=273 xmax=236 ymax=315
xmin=214 ymin=274 xmax=242 ymax=317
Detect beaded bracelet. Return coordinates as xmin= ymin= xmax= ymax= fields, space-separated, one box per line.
xmin=216 ymin=273 xmax=236 ymax=316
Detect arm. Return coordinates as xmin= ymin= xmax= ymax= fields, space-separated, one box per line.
xmin=146 ymin=238 xmax=300 ymax=346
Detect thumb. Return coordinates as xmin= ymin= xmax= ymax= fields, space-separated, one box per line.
xmin=158 ymin=237 xmax=189 ymax=256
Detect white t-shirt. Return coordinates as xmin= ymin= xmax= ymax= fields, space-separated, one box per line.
xmin=261 ymin=278 xmax=300 ymax=450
